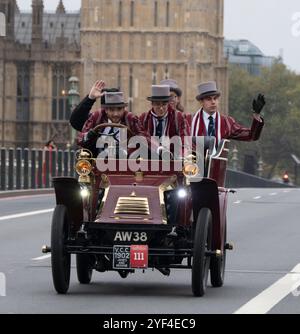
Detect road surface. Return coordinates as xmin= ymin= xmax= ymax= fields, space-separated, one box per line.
xmin=0 ymin=188 xmax=299 ymax=314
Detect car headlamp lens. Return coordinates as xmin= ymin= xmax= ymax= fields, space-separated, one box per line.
xmin=76 ymin=160 xmax=92 ymax=176
xmin=182 ymin=162 xmax=199 ymax=178
xmin=80 ymin=187 xmax=90 ymax=198
xmin=178 ymin=188 xmax=188 ymax=199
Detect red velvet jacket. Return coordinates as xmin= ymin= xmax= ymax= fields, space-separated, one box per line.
xmin=140 ymin=106 xmax=191 ymax=140
xmin=192 ymin=109 xmax=264 ymax=143
xmin=77 ymin=109 xmax=154 ymax=151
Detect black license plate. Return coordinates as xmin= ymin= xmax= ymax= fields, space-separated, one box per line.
xmin=113 ymin=245 xmax=131 ymax=269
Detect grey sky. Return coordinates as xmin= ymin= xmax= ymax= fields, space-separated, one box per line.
xmin=224 ymin=0 xmax=300 ymax=73
xmin=16 ymin=0 xmax=300 ymax=73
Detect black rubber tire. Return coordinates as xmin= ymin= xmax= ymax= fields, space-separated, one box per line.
xmin=51 ymin=205 xmax=71 ymax=294
xmin=76 ymin=254 xmax=94 ymax=284
xmin=210 ymin=224 xmax=227 ymax=288
xmin=192 ymin=208 xmax=212 ymax=297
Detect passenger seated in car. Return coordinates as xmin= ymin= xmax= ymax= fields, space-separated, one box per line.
xmin=160 ymin=79 xmax=193 ymax=127
xmin=140 ymin=85 xmax=191 ymax=158
xmin=191 ymin=81 xmax=265 ymax=147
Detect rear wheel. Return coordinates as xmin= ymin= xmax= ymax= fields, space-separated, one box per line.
xmin=192 ymin=208 xmax=212 ymax=297
xmin=76 ymin=254 xmax=94 ymax=284
xmin=51 ymin=205 xmax=71 ymax=294
xmin=210 ymin=224 xmax=227 ymax=287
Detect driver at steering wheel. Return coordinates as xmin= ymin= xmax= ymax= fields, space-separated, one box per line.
xmin=77 ymin=91 xmax=150 ymax=156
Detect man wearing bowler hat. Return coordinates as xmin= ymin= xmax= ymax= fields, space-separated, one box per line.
xmin=191 ymin=81 xmax=265 ymax=146
xmin=140 ymin=85 xmax=190 ymax=153
xmin=77 ymin=91 xmax=149 ymax=155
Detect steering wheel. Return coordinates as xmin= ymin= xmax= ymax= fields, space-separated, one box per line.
xmin=92 ymin=123 xmax=134 ymax=144
xmin=93 ymin=123 xmax=133 ymax=135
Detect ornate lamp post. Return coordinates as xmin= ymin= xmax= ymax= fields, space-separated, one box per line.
xmin=68 ymin=76 xmax=80 ymax=146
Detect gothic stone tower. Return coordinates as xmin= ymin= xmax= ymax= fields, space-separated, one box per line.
xmin=80 ymin=0 xmax=228 ymax=114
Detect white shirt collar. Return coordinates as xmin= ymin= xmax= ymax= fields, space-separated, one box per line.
xmin=202 ymin=110 xmax=217 ymax=121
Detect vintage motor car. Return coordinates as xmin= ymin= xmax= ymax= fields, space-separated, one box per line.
xmin=43 ymin=125 xmax=233 ymax=297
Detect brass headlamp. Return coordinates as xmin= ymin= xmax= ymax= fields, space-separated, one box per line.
xmin=183 ymin=153 xmax=199 ymax=178
xmin=76 ymin=160 xmax=92 ymax=183
xmin=182 ymin=162 xmax=199 ymax=178
xmin=75 ymin=149 xmax=93 ymax=183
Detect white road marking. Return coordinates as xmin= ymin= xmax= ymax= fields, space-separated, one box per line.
xmin=283 ymin=190 xmax=291 ymax=193
xmin=0 ymin=194 xmax=53 ymax=202
xmin=234 ymin=200 xmax=242 ymax=204
xmin=253 ymin=196 xmax=262 ymax=200
xmin=32 ymin=255 xmax=51 ymax=261
xmin=0 ymin=209 xmax=54 ymax=221
xmin=269 ymin=193 xmax=278 ymax=196
xmin=234 ymin=264 xmax=300 ymax=314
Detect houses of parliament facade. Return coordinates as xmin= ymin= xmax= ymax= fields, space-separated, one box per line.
xmin=0 ymin=0 xmax=227 ymax=148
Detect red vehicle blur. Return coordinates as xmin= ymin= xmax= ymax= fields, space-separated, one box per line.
xmin=282 ymin=171 xmax=289 ymax=184
xmin=43 ymin=127 xmax=233 ymax=297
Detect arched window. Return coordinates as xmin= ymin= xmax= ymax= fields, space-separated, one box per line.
xmin=118 ymin=1 xmax=123 ymax=27
xmin=52 ymin=65 xmax=71 ymax=121
xmin=166 ymin=1 xmax=170 ymax=27
xmin=130 ymin=1 xmax=134 ymax=27
xmin=16 ymin=63 xmax=30 ymax=121
xmin=154 ymin=1 xmax=158 ymax=27
xmin=7 ymin=3 xmax=11 ymax=24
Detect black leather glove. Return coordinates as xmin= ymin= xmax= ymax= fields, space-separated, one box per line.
xmin=252 ymin=94 xmax=266 ymax=114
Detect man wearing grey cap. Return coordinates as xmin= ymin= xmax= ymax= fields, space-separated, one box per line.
xmin=140 ymin=85 xmax=190 ymax=151
xmin=192 ymin=81 xmax=265 ymax=146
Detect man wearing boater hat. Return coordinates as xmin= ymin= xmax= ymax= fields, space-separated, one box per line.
xmin=191 ymin=81 xmax=265 ymax=146
xmin=77 ymin=91 xmax=149 ymax=156
xmin=140 ymin=85 xmax=190 ymax=153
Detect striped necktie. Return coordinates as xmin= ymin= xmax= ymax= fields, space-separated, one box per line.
xmin=208 ymin=116 xmax=216 ymax=137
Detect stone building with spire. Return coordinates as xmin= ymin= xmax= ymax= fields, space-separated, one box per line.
xmin=0 ymin=0 xmax=80 ymax=147
xmin=0 ymin=0 xmax=228 ymax=148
